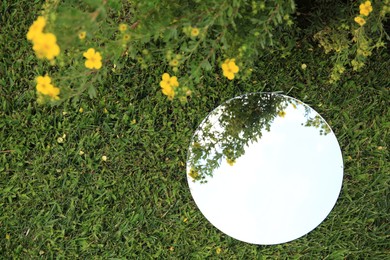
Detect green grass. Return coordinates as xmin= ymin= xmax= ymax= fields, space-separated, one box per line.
xmin=1 ymin=1 xmax=389 ymax=258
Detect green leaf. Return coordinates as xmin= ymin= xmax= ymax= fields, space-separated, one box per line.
xmin=88 ymin=85 xmax=97 ymax=99
xmin=107 ymin=0 xmax=122 ymax=11
xmin=163 ymin=28 xmax=177 ymax=42
xmin=200 ymin=60 xmax=212 ymax=71
xmin=83 ymin=0 xmax=101 ymax=9
xmin=227 ymin=6 xmax=233 ymax=17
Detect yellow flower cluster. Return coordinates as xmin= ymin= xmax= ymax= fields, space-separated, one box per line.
xmin=354 ymin=1 xmax=373 ymax=26
xmin=159 ymin=73 xmax=179 ymax=100
xmin=221 ymin=59 xmax=239 ymax=80
xmin=26 ymin=16 xmax=60 ymax=60
xmin=36 ymin=75 xmax=60 ymax=100
xmin=83 ymin=48 xmax=102 ymax=69
xmin=360 ymin=1 xmax=373 ymax=16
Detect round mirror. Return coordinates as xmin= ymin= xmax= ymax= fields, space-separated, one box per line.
xmin=186 ymin=93 xmax=343 ymax=245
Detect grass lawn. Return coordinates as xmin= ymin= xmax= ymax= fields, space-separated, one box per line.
xmin=1 ymin=1 xmax=389 ymax=258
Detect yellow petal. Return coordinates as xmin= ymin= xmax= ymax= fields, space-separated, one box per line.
xmin=95 ymin=52 xmax=102 ymax=61
xmin=36 ymin=84 xmax=46 ymax=94
xmin=221 ymin=63 xmax=229 ymax=71
xmin=46 ymin=44 xmax=60 ymax=60
xmin=160 ymin=80 xmax=170 ymax=89
xmin=53 ymin=44 xmax=60 ymax=56
xmin=85 ymin=60 xmax=95 ymax=69
xmin=170 ymin=76 xmax=179 ymax=87
xmin=44 ymin=33 xmax=57 ymax=44
xmin=162 ymin=73 xmax=170 ymax=81
xmin=223 ymin=71 xmax=234 ymax=80
xmin=354 ymin=16 xmax=366 ymax=26
xmin=47 ymin=85 xmax=60 ymax=98
xmin=229 ymin=62 xmax=239 ymax=73
xmin=27 ymin=17 xmax=46 ymax=41
xmin=36 ymin=75 xmax=51 ymax=85
xmin=161 ymin=86 xmax=173 ymax=95
xmin=35 ymin=16 xmax=46 ymax=27
xmin=37 ymin=83 xmax=54 ymax=95
xmin=94 ymin=60 xmax=102 ymax=69
xmin=162 ymin=87 xmax=175 ymax=100
xmin=83 ymin=48 xmax=95 ymax=59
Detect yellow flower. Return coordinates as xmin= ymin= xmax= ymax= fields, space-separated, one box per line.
xmin=83 ymin=48 xmax=102 ymax=69
xmin=359 ymin=1 xmax=373 ymax=16
xmin=32 ymin=33 xmax=60 ymax=60
xmin=226 ymin=158 xmax=236 ymax=166
xmin=78 ymin=31 xmax=86 ymax=40
xmin=216 ymin=247 xmax=222 ymax=254
xmin=79 ymin=107 xmax=84 ymax=113
xmin=189 ymin=168 xmax=200 ymax=180
xmin=278 ymin=111 xmax=286 ymax=118
xmin=301 ymin=63 xmax=307 ymax=70
xmin=102 ymin=155 xmax=107 ymax=161
xmin=123 ymin=34 xmax=131 ymax=41
xmin=36 ymin=75 xmax=60 ymax=100
xmin=27 ymin=16 xmax=46 ymax=41
xmin=119 ymin=23 xmax=128 ymax=32
xmin=221 ymin=59 xmax=239 ymax=80
xmin=169 ymin=59 xmax=179 ymax=67
xmin=354 ymin=16 xmax=366 ymax=26
xmin=36 ymin=75 xmax=52 ymax=90
xmin=159 ymin=73 xmax=179 ymax=100
xmin=191 ymin=27 xmax=200 ymax=37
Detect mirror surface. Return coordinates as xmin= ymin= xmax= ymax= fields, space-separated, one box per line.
xmin=187 ymin=93 xmax=343 ymax=245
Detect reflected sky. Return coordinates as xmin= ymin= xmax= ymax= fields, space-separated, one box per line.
xmin=186 ymin=93 xmax=343 ymax=245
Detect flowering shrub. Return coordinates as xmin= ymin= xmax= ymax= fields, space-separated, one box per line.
xmin=314 ymin=0 xmax=389 ymax=83
xmin=26 ymin=0 xmax=296 ymax=104
xmin=26 ymin=0 xmax=389 ymax=104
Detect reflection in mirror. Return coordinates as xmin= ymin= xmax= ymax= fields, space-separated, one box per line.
xmin=186 ymin=93 xmax=343 ymax=245
xmin=188 ymin=93 xmax=331 ymax=183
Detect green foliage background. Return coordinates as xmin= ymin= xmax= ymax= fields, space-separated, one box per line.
xmin=0 ymin=0 xmax=389 ymax=258
xmin=21 ymin=0 xmax=390 ymax=102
